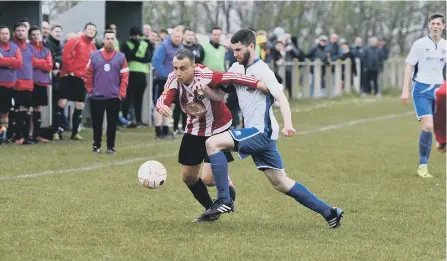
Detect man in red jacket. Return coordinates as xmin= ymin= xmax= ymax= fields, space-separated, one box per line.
xmin=55 ymin=22 xmax=97 ymax=141
xmin=0 ymin=25 xmax=22 ymax=145
xmin=29 ymin=26 xmax=52 ymax=143
xmin=84 ymin=30 xmax=129 ymax=154
xmin=434 ymin=81 xmax=446 ymax=153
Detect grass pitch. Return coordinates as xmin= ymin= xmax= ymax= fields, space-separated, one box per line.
xmin=0 ymin=95 xmax=445 ymax=261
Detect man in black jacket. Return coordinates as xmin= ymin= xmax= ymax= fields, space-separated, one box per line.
xmin=44 ymin=24 xmax=66 ymax=136
xmin=363 ymin=37 xmax=384 ymax=96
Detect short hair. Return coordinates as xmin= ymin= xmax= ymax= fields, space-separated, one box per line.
xmin=183 ymin=27 xmax=194 ymax=34
xmin=19 ymin=18 xmax=29 ymax=24
xmin=428 ymin=13 xmax=445 ymax=23
xmin=51 ymin=24 xmax=62 ymax=31
xmin=0 ymin=25 xmax=8 ymax=31
xmin=13 ymin=22 xmax=26 ymax=31
xmin=28 ymin=26 xmax=40 ymax=38
xmin=231 ymin=29 xmax=256 ymax=47
xmin=175 ymin=49 xmax=195 ymax=64
xmin=103 ymin=29 xmax=116 ymax=37
xmin=211 ymin=26 xmax=221 ymax=33
xmin=84 ymin=22 xmax=96 ymax=30
xmin=159 ymin=28 xmax=168 ymax=34
xmin=105 ymin=23 xmax=115 ymax=30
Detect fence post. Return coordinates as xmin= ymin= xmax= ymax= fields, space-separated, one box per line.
xmin=344 ymin=59 xmax=352 ymax=93
xmin=291 ymin=60 xmax=299 ymax=100
xmin=354 ymin=58 xmax=361 ymax=93
xmin=314 ymin=59 xmax=322 ymax=98
xmin=334 ymin=60 xmax=342 ymax=96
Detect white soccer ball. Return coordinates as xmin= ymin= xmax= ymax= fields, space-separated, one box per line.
xmin=138 ymin=160 xmax=167 ymax=189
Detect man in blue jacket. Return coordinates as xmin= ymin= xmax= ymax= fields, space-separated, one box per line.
xmin=151 ymin=26 xmax=183 ymax=139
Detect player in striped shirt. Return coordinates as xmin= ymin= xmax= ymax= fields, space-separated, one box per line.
xmin=156 ymin=49 xmax=268 ymax=222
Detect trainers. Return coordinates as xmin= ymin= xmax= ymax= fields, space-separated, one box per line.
xmin=201 ymin=198 xmax=234 ymax=219
xmin=417 ymin=164 xmax=432 ymax=178
xmin=106 ymin=148 xmax=116 ymax=154
xmin=92 ymin=146 xmax=101 ymax=154
xmin=192 ymin=214 xmax=220 ymax=223
xmin=71 ymin=133 xmax=83 ymax=141
xmin=52 ymin=133 xmax=60 ymax=141
xmin=326 ymin=207 xmax=344 ymax=228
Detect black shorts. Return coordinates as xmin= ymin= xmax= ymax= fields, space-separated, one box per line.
xmin=178 ymin=132 xmax=234 ymax=166
xmin=32 ymin=84 xmax=49 ymax=107
xmin=152 ymin=79 xmax=166 ymax=105
xmin=14 ymin=90 xmax=33 ymax=109
xmin=0 ymin=86 xmax=14 ymax=113
xmin=59 ymin=76 xmax=86 ymax=102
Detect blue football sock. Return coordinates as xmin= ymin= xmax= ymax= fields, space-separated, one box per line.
xmin=286 ymin=182 xmax=333 ymax=219
xmin=209 ymin=152 xmax=230 ymax=201
xmin=419 ymin=130 xmax=432 ymax=165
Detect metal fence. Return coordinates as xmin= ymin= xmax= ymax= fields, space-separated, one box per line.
xmin=41 ymin=59 xmax=406 ymax=128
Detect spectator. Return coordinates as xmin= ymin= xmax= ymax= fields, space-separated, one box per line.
xmin=363 ymin=36 xmax=384 ymax=96
xmin=378 ymin=39 xmax=389 ymax=61
xmin=159 ymin=28 xmax=168 ymax=41
xmin=202 ymin=26 xmax=225 ymax=72
xmin=351 ymin=37 xmax=365 ymax=92
xmin=182 ymin=28 xmax=204 ymax=64
xmin=152 ymin=26 xmax=183 ymax=139
xmin=41 ymin=21 xmax=50 ymax=43
xmin=339 ymin=38 xmax=357 ymax=89
xmin=84 ymin=30 xmax=129 ymax=154
xmin=106 ymin=23 xmax=120 ymax=51
xmin=120 ymin=26 xmax=151 ymax=127
xmin=306 ymin=35 xmax=329 ymax=96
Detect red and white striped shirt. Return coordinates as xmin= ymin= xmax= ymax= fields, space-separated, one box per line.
xmin=156 ymin=64 xmax=259 ymax=136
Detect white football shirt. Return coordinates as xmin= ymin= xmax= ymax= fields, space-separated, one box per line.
xmin=405 ymin=36 xmax=446 ymax=84
xmin=227 ymin=59 xmax=283 ymax=140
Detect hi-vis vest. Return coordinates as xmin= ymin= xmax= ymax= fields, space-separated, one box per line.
xmin=202 ymin=42 xmax=225 ymax=72
xmin=126 ymin=40 xmax=149 ymax=73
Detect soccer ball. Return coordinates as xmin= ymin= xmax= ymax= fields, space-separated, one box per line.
xmin=138 ymin=160 xmax=167 ymax=189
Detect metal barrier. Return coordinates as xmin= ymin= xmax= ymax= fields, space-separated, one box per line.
xmin=273 ymin=58 xmax=406 ymax=100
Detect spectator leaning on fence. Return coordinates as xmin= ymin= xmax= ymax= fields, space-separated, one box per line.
xmin=84 ymin=29 xmax=129 ymax=155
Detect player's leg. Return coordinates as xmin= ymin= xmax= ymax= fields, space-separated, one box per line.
xmin=179 ymin=134 xmax=214 ymax=211
xmin=70 ymin=77 xmax=86 ymax=140
xmin=105 ymin=98 xmax=121 ymax=154
xmin=89 ymin=98 xmax=105 ymax=152
xmin=55 ymin=76 xmax=70 ymax=140
xmin=205 ymin=131 xmax=237 ymax=202
xmin=202 ymin=150 xmax=237 ymax=202
xmin=32 ymin=85 xmax=49 ymax=142
xmin=258 ymin=145 xmax=343 ymax=228
xmin=0 ymin=86 xmax=13 ymax=144
xmin=412 ymin=83 xmax=438 ymax=177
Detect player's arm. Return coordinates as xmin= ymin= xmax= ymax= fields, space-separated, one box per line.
xmin=202 ymin=84 xmax=227 ymax=102
xmin=434 ymin=82 xmax=446 ymax=152
xmin=156 ymin=74 xmax=178 ymax=117
xmin=210 ymin=71 xmax=269 ymax=92
xmin=84 ymin=58 xmax=94 ymax=94
xmin=0 ymin=48 xmax=22 ymax=69
xmin=119 ymin=59 xmax=130 ymax=99
xmin=264 ymin=69 xmax=295 ymax=137
xmin=401 ymin=41 xmax=419 ymax=104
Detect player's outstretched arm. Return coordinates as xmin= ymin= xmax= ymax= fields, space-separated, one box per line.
xmin=272 ymin=90 xmax=296 ymax=137
xmin=401 ymin=64 xmax=414 ymax=104
xmin=201 ymin=84 xmax=226 ymax=102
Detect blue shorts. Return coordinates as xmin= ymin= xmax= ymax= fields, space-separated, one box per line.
xmin=412 ymin=82 xmax=441 ymax=120
xmin=229 ymin=127 xmax=284 ymax=170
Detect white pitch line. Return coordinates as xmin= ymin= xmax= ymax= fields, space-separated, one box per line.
xmin=0 ymin=111 xmax=412 ymax=181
